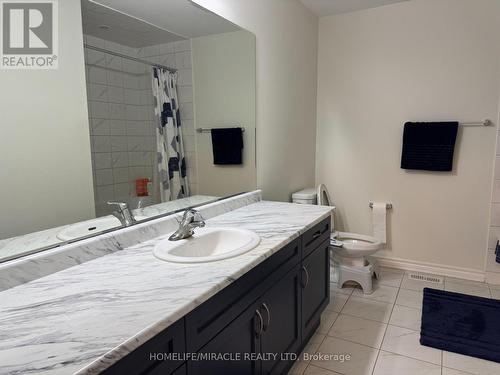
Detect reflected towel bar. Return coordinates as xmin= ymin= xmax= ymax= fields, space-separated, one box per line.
xmin=196 ymin=127 xmax=246 ymax=133
xmin=369 ymin=202 xmax=393 ymax=209
xmin=460 ymin=119 xmax=493 ymax=127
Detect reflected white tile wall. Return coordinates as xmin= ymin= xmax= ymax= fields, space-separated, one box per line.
xmin=85 ymin=35 xmax=197 ymax=214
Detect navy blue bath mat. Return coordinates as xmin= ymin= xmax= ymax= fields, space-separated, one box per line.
xmin=420 ymin=288 xmax=500 ymax=363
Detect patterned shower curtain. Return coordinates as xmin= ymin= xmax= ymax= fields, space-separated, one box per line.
xmin=151 ymin=67 xmax=189 ymax=202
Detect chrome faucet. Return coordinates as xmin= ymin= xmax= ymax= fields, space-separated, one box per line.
xmin=169 ymin=209 xmax=205 ymax=241
xmin=107 ymin=201 xmax=136 ymax=227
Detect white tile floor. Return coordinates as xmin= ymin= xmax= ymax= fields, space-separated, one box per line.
xmin=288 ymin=267 xmax=500 ymax=375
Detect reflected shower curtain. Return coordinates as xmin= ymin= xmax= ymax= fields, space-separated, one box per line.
xmin=151 ymin=68 xmax=189 ymax=202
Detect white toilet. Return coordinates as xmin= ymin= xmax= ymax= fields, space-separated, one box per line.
xmin=292 ymin=185 xmax=384 ymax=294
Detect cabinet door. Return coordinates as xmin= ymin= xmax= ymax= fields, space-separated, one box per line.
xmin=261 ymin=265 xmax=302 ymax=375
xmin=301 ymin=240 xmax=330 ymax=341
xmin=188 ymin=300 xmax=262 ymax=375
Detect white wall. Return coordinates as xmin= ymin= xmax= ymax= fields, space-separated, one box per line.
xmin=192 ymin=31 xmax=256 ymax=196
xmin=192 ymin=0 xmax=318 ymax=201
xmin=0 ymin=0 xmax=95 ymax=239
xmin=316 ymin=0 xmax=500 ymax=274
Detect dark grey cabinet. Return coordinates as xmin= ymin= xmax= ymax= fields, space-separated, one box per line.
xmin=188 ymin=298 xmax=262 ymax=375
xmin=102 ymin=318 xmax=186 ymax=375
xmin=301 ymin=239 xmax=330 ymax=341
xmin=101 ymin=216 xmax=331 ymax=375
xmin=260 ymin=265 xmax=302 ymax=375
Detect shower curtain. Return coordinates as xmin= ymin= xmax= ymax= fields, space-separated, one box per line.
xmin=151 ymin=67 xmax=189 ymax=202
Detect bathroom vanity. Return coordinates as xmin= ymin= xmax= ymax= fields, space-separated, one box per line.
xmin=0 ymin=193 xmax=332 ymax=375
xmin=103 ymin=216 xmax=331 ymax=375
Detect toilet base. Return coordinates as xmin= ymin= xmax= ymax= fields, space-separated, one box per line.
xmin=337 ymin=260 xmax=379 ymax=294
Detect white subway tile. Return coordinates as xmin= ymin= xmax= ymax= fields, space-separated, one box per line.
xmin=95 ymin=169 xmax=113 ymax=186
xmin=105 ymin=54 xmax=122 ymax=70
xmin=159 ymin=42 xmax=175 ymax=55
xmin=85 ymin=49 xmax=106 ymax=67
xmin=96 ymin=185 xmax=114 ymax=202
xmin=92 ymin=136 xmax=111 ymax=153
xmin=111 ymin=152 xmax=129 ymax=168
xmin=109 ymin=120 xmax=127 ymax=136
xmin=90 ymin=118 xmax=110 ymax=136
xmin=174 ymin=39 xmax=191 ymax=52
xmin=93 ymin=153 xmax=112 ymax=169
xmin=87 ymin=66 xmax=107 ymax=84
xmin=177 ymin=86 xmax=193 ymax=103
xmin=107 ymin=86 xmax=124 ymax=103
xmin=177 ymin=68 xmax=193 ymax=86
xmin=175 ymin=51 xmax=192 ymax=69
xmin=110 ymin=136 xmax=128 ymax=152
xmin=113 ymin=183 xmax=130 ymax=199
xmin=113 ymin=167 xmax=129 ymax=184
xmin=88 ymin=83 xmax=108 ymax=102
xmin=106 ymin=69 xmax=124 ymax=87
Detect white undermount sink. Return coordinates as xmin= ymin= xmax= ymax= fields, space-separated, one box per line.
xmin=56 ymin=215 xmax=146 ymax=241
xmin=153 ymin=227 xmax=261 ymax=263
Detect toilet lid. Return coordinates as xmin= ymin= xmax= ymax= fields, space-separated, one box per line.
xmin=317 ymin=184 xmax=332 ymax=206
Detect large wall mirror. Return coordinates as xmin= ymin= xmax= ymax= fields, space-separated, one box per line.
xmin=0 ymin=0 xmax=256 ymax=262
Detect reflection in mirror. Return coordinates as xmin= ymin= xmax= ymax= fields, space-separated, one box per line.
xmin=0 ymin=0 xmax=256 ymax=262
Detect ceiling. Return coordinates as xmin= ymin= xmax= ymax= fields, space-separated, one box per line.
xmin=300 ymin=0 xmax=410 ymax=16
xmin=82 ymin=1 xmax=186 ymax=47
xmin=84 ymin=0 xmax=240 ymax=48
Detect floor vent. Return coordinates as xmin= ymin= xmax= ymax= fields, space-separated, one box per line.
xmin=408 ymin=273 xmax=443 ymax=284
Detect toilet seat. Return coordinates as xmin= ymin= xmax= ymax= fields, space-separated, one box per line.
xmin=332 ymin=232 xmax=382 ymax=257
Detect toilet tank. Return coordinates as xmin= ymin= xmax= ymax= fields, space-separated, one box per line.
xmin=292 ymin=188 xmax=317 ymax=205
xmin=292 ymin=187 xmax=335 ymax=231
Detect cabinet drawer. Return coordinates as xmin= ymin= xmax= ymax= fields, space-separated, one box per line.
xmin=102 ymin=319 xmax=185 ymax=375
xmin=302 ymin=217 xmax=331 ymax=258
xmin=186 ymin=238 xmax=300 ymax=352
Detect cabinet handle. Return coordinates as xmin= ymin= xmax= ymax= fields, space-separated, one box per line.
xmin=301 ymin=265 xmax=310 ymax=288
xmin=312 ymin=230 xmax=322 ymax=239
xmin=255 ymin=309 xmax=264 ymax=338
xmin=262 ymin=303 xmax=271 ymax=331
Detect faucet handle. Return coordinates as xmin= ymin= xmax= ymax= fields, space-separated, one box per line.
xmin=182 ymin=208 xmax=204 ymax=223
xmin=107 ymin=201 xmax=129 ymax=211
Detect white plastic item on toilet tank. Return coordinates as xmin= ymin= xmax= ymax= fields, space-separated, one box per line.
xmin=291 ymin=188 xmax=317 ymax=205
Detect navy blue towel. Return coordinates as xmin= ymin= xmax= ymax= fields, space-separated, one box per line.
xmin=211 ymin=128 xmax=244 ymax=165
xmin=421 ymin=288 xmax=500 ymax=363
xmin=401 ymin=122 xmax=458 ymax=171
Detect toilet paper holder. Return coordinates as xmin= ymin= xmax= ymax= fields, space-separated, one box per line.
xmin=369 ymin=202 xmax=393 ymax=209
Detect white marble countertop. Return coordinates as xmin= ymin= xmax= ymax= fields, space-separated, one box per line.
xmin=0 ymin=201 xmax=332 ymax=375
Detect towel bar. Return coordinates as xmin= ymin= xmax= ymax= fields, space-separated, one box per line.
xmin=369 ymin=202 xmax=393 ymax=209
xmin=460 ymin=119 xmax=493 ymax=127
xmin=196 ymin=127 xmax=246 ymax=133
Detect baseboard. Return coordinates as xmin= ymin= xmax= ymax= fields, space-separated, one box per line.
xmin=372 ymin=255 xmax=485 ymax=282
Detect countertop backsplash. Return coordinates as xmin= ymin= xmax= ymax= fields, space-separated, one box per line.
xmin=0 ymin=191 xmax=262 ymax=291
